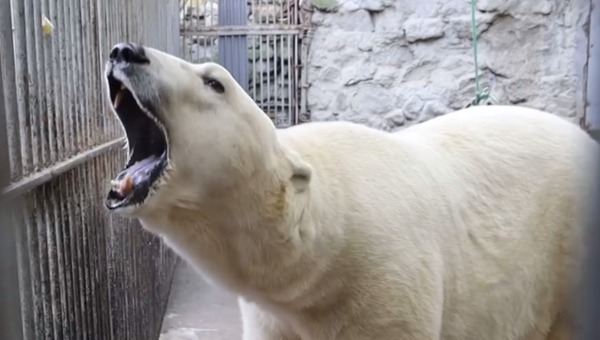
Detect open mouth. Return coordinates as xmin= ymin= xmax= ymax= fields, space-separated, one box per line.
xmin=105 ymin=73 xmax=168 ymax=210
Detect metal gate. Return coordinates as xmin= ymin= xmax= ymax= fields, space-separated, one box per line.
xmin=0 ymin=0 xmax=180 ymax=339
xmin=179 ymin=0 xmax=309 ymax=127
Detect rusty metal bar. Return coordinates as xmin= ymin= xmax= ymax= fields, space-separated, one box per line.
xmin=2 ymin=137 xmax=126 ymax=200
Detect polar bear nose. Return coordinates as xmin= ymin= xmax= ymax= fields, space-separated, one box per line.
xmin=109 ymin=42 xmax=149 ymax=64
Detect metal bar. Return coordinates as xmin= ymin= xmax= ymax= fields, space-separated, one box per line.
xmin=2 ymin=137 xmax=126 ymax=199
xmin=50 ymin=0 xmax=67 ymax=164
xmin=299 ymin=0 xmax=312 ymax=123
xmin=30 ymin=0 xmax=47 ymax=172
xmin=0 ymin=1 xmax=26 ymax=339
xmin=0 ymin=0 xmax=22 ymax=182
xmin=218 ymin=0 xmax=249 ymax=90
xmin=182 ymin=26 xmax=303 ymax=35
xmin=13 ymin=0 xmax=34 ymax=177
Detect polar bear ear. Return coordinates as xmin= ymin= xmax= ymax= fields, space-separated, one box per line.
xmin=287 ymin=152 xmax=312 ymax=193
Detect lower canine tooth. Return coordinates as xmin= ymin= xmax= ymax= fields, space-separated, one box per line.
xmin=114 ymin=89 xmax=125 ymax=109
xmin=119 ymin=176 xmax=133 ymax=196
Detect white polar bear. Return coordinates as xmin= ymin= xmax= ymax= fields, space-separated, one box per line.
xmin=103 ymin=42 xmax=598 ymax=340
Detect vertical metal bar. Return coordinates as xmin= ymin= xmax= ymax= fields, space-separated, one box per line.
xmin=50 ymin=0 xmax=67 ymax=163
xmin=252 ymin=35 xmax=257 ymax=103
xmin=97 ymin=0 xmax=109 ymax=138
xmin=32 ymin=0 xmax=49 ymax=170
xmin=266 ymin=34 xmax=271 ymax=115
xmin=259 ymin=33 xmax=265 ymax=111
xmin=82 ymin=2 xmax=95 ymax=338
xmin=45 ymin=180 xmax=63 ymax=340
xmin=0 ymin=0 xmax=23 ymax=182
xmin=65 ymin=0 xmax=78 ymax=156
xmin=23 ymin=0 xmax=43 ymax=173
xmin=0 ymin=1 xmax=25 ymax=338
xmin=279 ymin=34 xmax=285 ymax=126
xmin=72 ymin=0 xmax=84 ymax=154
xmin=58 ymin=0 xmax=73 ymax=158
xmin=13 ymin=0 xmax=34 ymax=177
xmin=104 ymin=150 xmax=118 ymax=340
xmin=272 ymin=33 xmax=278 ymax=123
xmin=35 ymin=186 xmax=55 ymax=339
xmin=287 ymin=34 xmax=293 ymax=125
xmin=41 ymin=0 xmax=57 ymax=166
xmin=296 ymin=29 xmax=303 ymax=124
xmin=25 ymin=192 xmax=43 ymax=339
xmin=81 ymin=0 xmax=92 ymax=148
xmin=54 ymin=170 xmax=71 ymax=340
xmin=218 ymin=0 xmax=249 ymax=91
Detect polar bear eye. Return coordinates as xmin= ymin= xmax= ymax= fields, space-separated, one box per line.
xmin=203 ymin=77 xmax=224 ymax=94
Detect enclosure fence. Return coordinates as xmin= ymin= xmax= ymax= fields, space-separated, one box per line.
xmin=0 ymin=0 xmax=180 ymax=339
xmin=179 ymin=0 xmax=309 ymax=127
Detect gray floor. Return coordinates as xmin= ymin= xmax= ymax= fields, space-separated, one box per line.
xmin=160 ymin=261 xmax=242 ymax=340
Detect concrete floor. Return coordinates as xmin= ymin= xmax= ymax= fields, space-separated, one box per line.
xmin=159 ymin=262 xmax=242 ymax=340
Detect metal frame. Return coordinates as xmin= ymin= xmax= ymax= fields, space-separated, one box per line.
xmin=1 ymin=1 xmax=181 ymax=339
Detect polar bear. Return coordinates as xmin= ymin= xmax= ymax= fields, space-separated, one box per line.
xmin=103 ymin=42 xmax=598 ymax=340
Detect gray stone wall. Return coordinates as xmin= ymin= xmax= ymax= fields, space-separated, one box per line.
xmin=306 ymin=0 xmax=591 ymax=130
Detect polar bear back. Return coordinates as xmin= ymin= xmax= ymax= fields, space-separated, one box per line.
xmin=276 ymin=105 xmax=596 ymax=339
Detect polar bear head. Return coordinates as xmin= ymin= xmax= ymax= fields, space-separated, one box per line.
xmin=103 ymin=42 xmax=301 ymax=217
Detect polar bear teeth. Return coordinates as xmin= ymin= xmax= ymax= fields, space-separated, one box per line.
xmin=113 ymin=84 xmax=126 ymax=109
xmin=111 ymin=176 xmax=133 ymax=198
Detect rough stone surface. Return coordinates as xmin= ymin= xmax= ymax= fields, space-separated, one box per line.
xmin=306 ymin=0 xmax=591 ymax=130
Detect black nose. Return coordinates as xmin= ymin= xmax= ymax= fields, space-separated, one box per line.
xmin=109 ymin=42 xmax=149 ymax=64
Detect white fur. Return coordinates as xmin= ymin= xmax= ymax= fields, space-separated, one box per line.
xmin=108 ymin=46 xmax=599 ymax=340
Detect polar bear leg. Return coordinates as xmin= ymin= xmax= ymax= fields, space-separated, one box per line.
xmin=240 ymin=298 xmax=300 ymax=340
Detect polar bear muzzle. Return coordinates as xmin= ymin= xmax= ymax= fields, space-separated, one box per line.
xmin=104 ymin=42 xmax=168 ymax=211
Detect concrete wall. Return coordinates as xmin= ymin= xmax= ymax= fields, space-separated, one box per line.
xmin=306 ymin=0 xmax=592 ymax=130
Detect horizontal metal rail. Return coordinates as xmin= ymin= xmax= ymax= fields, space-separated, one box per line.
xmin=180 ymin=24 xmax=304 ymax=36
xmin=2 ymin=137 xmax=126 ymax=199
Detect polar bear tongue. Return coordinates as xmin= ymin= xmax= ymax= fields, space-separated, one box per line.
xmin=112 ymin=155 xmax=161 ymax=198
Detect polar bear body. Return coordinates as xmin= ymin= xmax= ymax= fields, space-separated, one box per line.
xmin=235 ymin=105 xmax=592 ymax=340
xmin=103 ymin=45 xmax=596 ymax=340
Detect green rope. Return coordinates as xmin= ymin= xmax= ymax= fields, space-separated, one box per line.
xmin=466 ymin=0 xmax=497 ymax=107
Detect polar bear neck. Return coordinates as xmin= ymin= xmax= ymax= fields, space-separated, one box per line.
xmin=140 ymin=142 xmax=340 ymax=306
